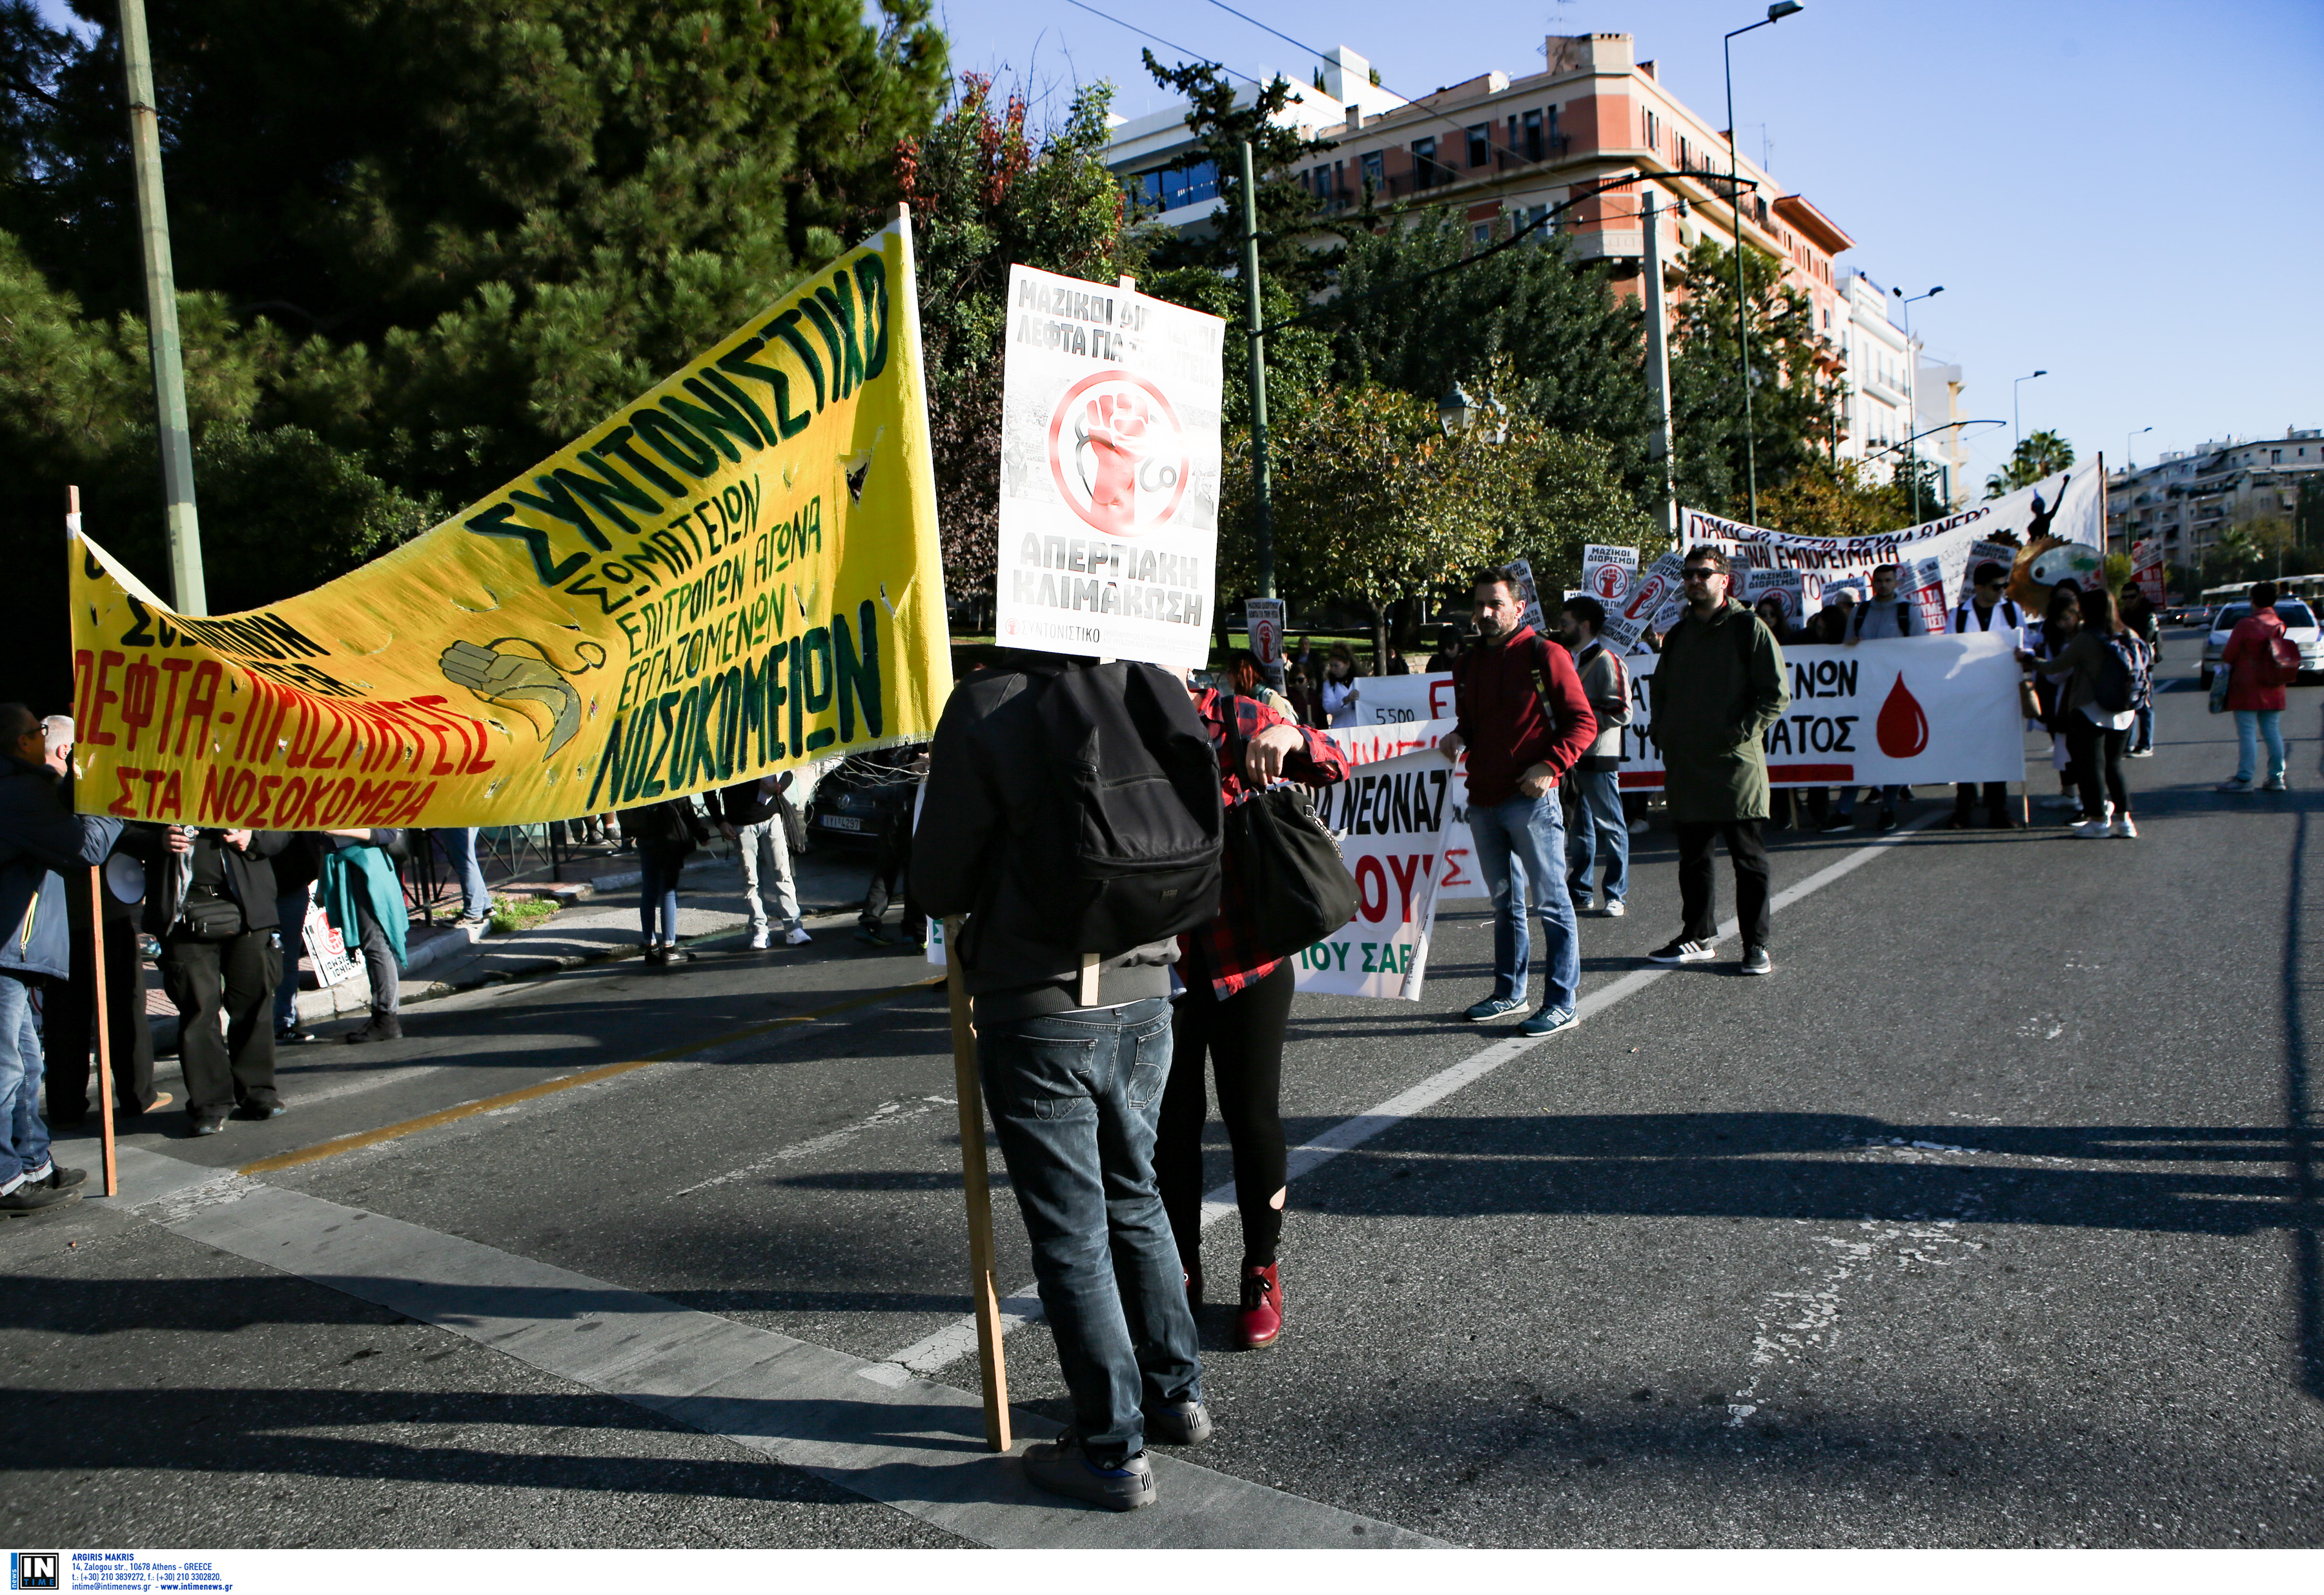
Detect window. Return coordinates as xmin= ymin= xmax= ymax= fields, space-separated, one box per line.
xmin=1361 ymin=150 xmax=1383 ymax=190
xmin=1467 ymin=123 xmax=1491 ymax=168
xmin=1136 ymin=159 xmax=1220 ymax=211
xmin=2272 ymin=449 xmax=2283 ymax=463
xmin=1413 ymin=136 xmax=1440 ymax=187
xmin=1473 ymin=221 xmax=1491 ymax=246
xmin=1522 ymin=108 xmax=1544 ymax=161
xmin=1643 ymin=108 xmax=1659 ymax=150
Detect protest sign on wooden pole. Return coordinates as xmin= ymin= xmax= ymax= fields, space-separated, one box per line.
xmin=942 ymin=914 xmax=1012 ymax=1452
xmin=87 ymin=869 xmax=117 ymax=1198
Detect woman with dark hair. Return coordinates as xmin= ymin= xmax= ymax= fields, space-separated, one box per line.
xmin=1157 ymin=677 xmax=1351 ymax=1350
xmin=2030 ymin=583 xmax=2085 ymax=820
xmin=2035 ymin=585 xmax=2143 ymax=838
xmin=2119 ymin=584 xmax=2162 ymax=756
xmin=1318 ymin=642 xmax=1362 ymax=727
xmin=620 ymin=797 xmax=711 ymax=962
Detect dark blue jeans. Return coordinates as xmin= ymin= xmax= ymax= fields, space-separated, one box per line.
xmin=977 ymin=995 xmax=1201 ymax=1466
xmin=638 ymin=852 xmax=681 ymax=944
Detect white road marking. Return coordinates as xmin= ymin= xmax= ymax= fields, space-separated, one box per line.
xmin=672 ymin=1096 xmax=955 ymax=1197
xmin=865 ymin=815 xmax=1949 ymax=1381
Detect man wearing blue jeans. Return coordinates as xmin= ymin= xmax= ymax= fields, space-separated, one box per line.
xmin=1438 ymin=568 xmax=1598 ymax=1037
xmin=914 ymin=656 xmax=1214 ymax=1512
xmin=0 ymin=702 xmax=121 ymax=1215
xmin=1556 ymin=596 xmax=1631 ymax=916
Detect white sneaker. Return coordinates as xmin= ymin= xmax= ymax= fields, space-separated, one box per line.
xmin=1625 ymin=818 xmax=1647 ymax=835
xmin=784 ymin=926 xmax=813 ymax=946
xmin=2112 ymin=815 xmax=2137 ymax=838
xmin=749 ymin=928 xmax=771 ymax=950
xmin=1600 ymin=899 xmax=1626 ymax=918
xmin=2039 ymin=793 xmax=2079 ymax=810
xmin=2072 ymin=808 xmax=2114 ymax=838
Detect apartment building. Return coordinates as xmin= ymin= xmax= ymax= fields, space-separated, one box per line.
xmin=2108 ymin=431 xmax=2324 ymax=564
xmin=1107 ymin=34 xmax=1853 ymax=359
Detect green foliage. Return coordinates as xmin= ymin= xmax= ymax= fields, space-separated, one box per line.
xmin=0 ymin=0 xmax=948 ymax=702
xmin=1137 ymin=57 xmax=1341 ymax=297
xmin=1984 ymin=431 xmax=2076 ymax=498
xmin=901 ymin=74 xmax=1140 ymax=608
xmin=1321 ymin=211 xmax=1651 ymax=500
xmin=1248 ymin=360 xmax=1649 ymax=666
xmin=1760 ymin=456 xmax=1933 ymax=540
xmin=1667 ymin=235 xmax=1841 ymax=520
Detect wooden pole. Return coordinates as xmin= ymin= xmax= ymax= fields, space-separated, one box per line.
xmin=943 ymin=915 xmax=1011 ymax=1452
xmin=88 ymin=869 xmax=117 ymax=1198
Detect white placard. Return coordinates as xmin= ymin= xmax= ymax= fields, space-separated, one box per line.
xmin=301 ymin=899 xmax=360 ymax=988
xmin=1582 ymin=544 xmax=1639 ymax=611
xmin=1742 ymin=567 xmax=1804 ymax=631
xmin=994 ymin=265 xmax=1225 ymax=669
xmin=1292 ymin=749 xmax=1454 ymax=999
xmin=1245 ymin=598 xmax=1285 ymax=667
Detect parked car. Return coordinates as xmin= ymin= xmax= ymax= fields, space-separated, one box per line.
xmin=805 ymin=745 xmax=927 ymax=849
xmin=2199 ymin=599 xmax=2323 ymax=687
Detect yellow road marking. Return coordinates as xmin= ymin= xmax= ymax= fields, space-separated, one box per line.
xmin=238 ymin=973 xmax=946 ymax=1175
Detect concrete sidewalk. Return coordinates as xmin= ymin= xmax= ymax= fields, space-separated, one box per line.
xmin=149 ymin=840 xmax=910 ymax=1050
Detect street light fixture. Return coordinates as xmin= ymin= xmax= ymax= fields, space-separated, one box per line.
xmin=2013 ymin=369 xmax=2046 ymax=451
xmin=2126 ymin=425 xmax=2152 ymax=472
xmin=1724 ymin=1 xmax=1805 ymax=526
xmin=1438 ymin=385 xmax=1473 ymax=436
xmin=1892 ymin=285 xmax=1942 ymax=522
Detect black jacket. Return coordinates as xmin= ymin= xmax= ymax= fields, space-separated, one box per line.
xmin=702 ymin=775 xmax=790 ymax=828
xmin=0 ymin=755 xmax=123 ymax=980
xmin=619 ymin=798 xmax=709 ymax=866
xmin=145 ymin=830 xmax=289 ymax=939
xmin=912 ymin=660 xmax=1181 ymax=1010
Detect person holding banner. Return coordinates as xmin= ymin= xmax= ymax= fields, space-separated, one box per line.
xmin=1156 ymin=676 xmax=1349 ymax=1352
xmin=1437 ymin=567 xmax=1597 ymax=1037
xmin=1647 ymin=548 xmax=1790 ymax=976
xmin=156 ymin=824 xmax=292 ymax=1130
xmin=1949 ymin=563 xmax=2032 ymax=829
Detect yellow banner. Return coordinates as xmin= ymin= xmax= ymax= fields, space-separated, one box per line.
xmin=68 ymin=217 xmax=949 ymax=829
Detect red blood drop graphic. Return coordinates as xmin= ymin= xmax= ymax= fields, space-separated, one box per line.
xmin=1875 ymin=673 xmax=1930 ymax=758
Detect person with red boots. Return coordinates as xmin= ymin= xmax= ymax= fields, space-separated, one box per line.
xmin=1155 ymin=672 xmax=1350 ymax=1351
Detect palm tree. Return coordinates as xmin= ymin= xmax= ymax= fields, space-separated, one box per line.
xmin=1984 ymin=430 xmax=2077 ymax=498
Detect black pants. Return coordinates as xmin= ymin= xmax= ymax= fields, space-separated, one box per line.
xmin=1156 ymin=960 xmax=1295 ymax=1269
xmin=161 ymin=930 xmax=281 ymax=1117
xmin=43 ymin=915 xmax=158 ymax=1119
xmin=2065 ymin=715 xmax=2130 ymax=819
xmin=1675 ymin=820 xmax=1771 ymax=948
xmin=860 ymin=820 xmax=921 ymax=940
xmin=1953 ymin=782 xmax=2011 ymax=822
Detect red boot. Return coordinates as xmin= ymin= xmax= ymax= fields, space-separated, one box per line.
xmin=1238 ymin=1261 xmax=1283 ymax=1350
xmin=1185 ymin=1263 xmax=1204 ymax=1309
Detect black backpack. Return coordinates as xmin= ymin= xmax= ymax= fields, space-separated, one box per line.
xmin=1012 ymin=661 xmax=1223 ymax=954
xmin=2092 ymin=632 xmax=2150 ymax=714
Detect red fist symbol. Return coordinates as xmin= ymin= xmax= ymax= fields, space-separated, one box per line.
xmin=1078 ymin=392 xmax=1150 ymax=533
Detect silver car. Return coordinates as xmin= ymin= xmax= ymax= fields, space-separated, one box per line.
xmin=2200 ymin=598 xmax=2322 ymax=687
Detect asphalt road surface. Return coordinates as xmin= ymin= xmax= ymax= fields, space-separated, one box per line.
xmin=4 ymin=629 xmax=2319 ymax=1548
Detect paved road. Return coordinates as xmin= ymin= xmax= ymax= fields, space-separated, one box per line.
xmin=4 ymin=630 xmax=2319 ymax=1547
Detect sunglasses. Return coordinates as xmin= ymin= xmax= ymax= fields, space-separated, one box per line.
xmin=1682 ymin=569 xmax=1719 ymax=581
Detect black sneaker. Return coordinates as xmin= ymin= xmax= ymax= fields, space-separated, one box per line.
xmin=1740 ymin=945 xmax=1774 ymax=977
xmin=1878 ymin=808 xmax=1899 ymax=833
xmin=237 ymin=1101 xmax=289 ymax=1121
xmin=1143 ymin=1397 xmax=1214 ymax=1446
xmin=1647 ymin=937 xmax=1717 ymax=964
xmin=23 ymin=1164 xmax=87 ymax=1192
xmin=190 ymin=1114 xmax=228 ymax=1137
xmin=1021 ymin=1433 xmax=1157 ymax=1511
xmin=276 ymin=1025 xmax=316 ymax=1045
xmin=1819 ymin=817 xmax=1854 ymax=834
xmin=345 ymin=1014 xmax=404 ymax=1044
xmin=0 ymin=1181 xmax=81 ymax=1217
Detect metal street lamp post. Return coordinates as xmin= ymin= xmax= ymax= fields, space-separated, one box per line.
xmin=1892 ymin=285 xmax=1941 ymax=522
xmin=2126 ymin=425 xmax=2152 ymax=471
xmin=1724 ymin=1 xmax=1803 ymax=526
xmin=2013 ymin=369 xmax=2047 ymax=452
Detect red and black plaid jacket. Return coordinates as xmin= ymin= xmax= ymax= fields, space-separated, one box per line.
xmin=1178 ymin=687 xmax=1352 ymax=999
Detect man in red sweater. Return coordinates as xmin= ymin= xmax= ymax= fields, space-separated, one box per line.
xmin=1438 ymin=566 xmax=1597 ymax=1036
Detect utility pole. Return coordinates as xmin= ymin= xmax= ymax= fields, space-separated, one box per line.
xmin=1640 ymin=192 xmax=1678 ymax=545
xmin=1721 ymin=3 xmax=1801 ymax=527
xmin=119 ymin=0 xmax=205 ymax=615
xmin=1239 ymin=141 xmax=1274 ymax=600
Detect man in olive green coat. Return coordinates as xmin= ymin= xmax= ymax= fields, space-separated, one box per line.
xmin=1646 ymin=545 xmax=1790 ymax=975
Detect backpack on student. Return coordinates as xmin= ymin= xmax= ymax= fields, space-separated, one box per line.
xmin=1019 ymin=660 xmax=1225 ymax=954
xmin=2092 ymin=632 xmax=2152 ymax=715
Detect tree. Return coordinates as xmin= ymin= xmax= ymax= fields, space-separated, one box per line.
xmin=0 ymin=0 xmax=948 ymax=702
xmin=1137 ymin=57 xmax=1341 ymax=296
xmin=1984 ymin=430 xmax=2075 ymax=498
xmin=1757 ymin=456 xmax=1915 ymax=540
xmin=1667 ymin=236 xmax=1841 ymax=521
xmin=899 ymin=74 xmax=1140 ymax=616
xmin=1321 ymin=210 xmax=1652 ymax=503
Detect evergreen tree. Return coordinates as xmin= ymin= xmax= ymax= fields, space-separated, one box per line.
xmin=1667 ymin=235 xmax=1841 ymax=522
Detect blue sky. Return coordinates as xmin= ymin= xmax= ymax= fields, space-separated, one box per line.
xmin=933 ymin=0 xmax=2324 ymax=492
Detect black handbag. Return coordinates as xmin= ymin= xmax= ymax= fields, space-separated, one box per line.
xmin=1221 ymin=782 xmax=1357 ymax=964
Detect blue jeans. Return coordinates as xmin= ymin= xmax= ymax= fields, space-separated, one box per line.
xmin=0 ymin=973 xmax=51 ymax=1188
xmin=274 ymin=890 xmax=309 ymax=1029
xmin=1467 ymin=789 xmax=1581 ymax=1017
xmin=1564 ymin=768 xmax=1628 ymax=905
xmin=977 ymin=996 xmax=1200 ymax=1467
xmin=638 ymin=852 xmax=681 ymax=944
xmin=2235 ymin=709 xmax=2286 ymax=782
xmin=434 ymin=828 xmax=491 ymax=920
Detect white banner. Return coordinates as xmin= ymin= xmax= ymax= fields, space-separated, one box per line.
xmin=301 ymin=899 xmax=360 ymax=988
xmin=1679 ymin=464 xmax=2105 ymax=614
xmin=1292 ymin=749 xmax=1453 ymax=999
xmin=1742 ymin=566 xmax=1804 ymax=631
xmin=1245 ymin=598 xmax=1285 ymax=667
xmin=1340 ymin=671 xmax=1457 ymax=725
xmin=995 ymin=265 xmax=1225 ymax=669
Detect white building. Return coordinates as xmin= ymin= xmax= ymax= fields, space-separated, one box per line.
xmin=2108 ymin=430 xmax=2324 ymax=565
